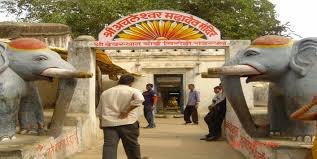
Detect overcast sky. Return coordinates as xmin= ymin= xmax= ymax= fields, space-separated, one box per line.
xmin=0 ymin=0 xmax=316 ymax=39
xmin=269 ymin=0 xmax=317 ymax=39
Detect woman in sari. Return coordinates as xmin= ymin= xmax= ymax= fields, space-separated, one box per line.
xmin=290 ymin=96 xmax=317 ymax=159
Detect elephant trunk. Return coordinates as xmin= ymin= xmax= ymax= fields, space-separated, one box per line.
xmin=209 ymin=64 xmax=267 ymax=137
xmin=208 ymin=65 xmax=261 ymax=76
xmin=221 ymin=75 xmax=263 ymax=137
xmin=48 ymin=78 xmax=77 ymax=138
xmin=41 ymin=68 xmax=92 ymax=78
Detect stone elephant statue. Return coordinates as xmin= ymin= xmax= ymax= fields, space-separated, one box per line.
xmin=209 ymin=35 xmax=317 ymax=139
xmin=0 ymin=38 xmax=92 ymax=141
xmin=0 ymin=42 xmax=26 ymax=141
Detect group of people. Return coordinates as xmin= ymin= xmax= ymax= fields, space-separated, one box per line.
xmin=96 ymin=74 xmax=227 ymax=159
xmin=183 ymin=83 xmax=226 ymax=141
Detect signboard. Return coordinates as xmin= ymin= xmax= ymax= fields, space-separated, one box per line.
xmin=98 ymin=10 xmax=221 ymax=41
xmin=88 ymin=40 xmax=229 ymax=49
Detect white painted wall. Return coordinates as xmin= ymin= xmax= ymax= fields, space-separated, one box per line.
xmin=103 ymin=41 xmax=255 ymax=115
xmin=107 ymin=49 xmax=227 ymax=114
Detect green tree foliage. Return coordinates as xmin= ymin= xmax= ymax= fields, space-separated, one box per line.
xmin=0 ymin=0 xmax=287 ymax=40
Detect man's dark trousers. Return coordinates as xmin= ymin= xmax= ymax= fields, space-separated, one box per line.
xmin=184 ymin=105 xmax=198 ymax=124
xmin=102 ymin=122 xmax=141 ymax=159
xmin=204 ymin=110 xmax=215 ymax=136
xmin=144 ymin=106 xmax=155 ymax=127
xmin=205 ymin=99 xmax=226 ymax=137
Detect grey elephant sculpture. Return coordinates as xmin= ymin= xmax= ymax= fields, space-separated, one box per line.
xmin=0 ymin=42 xmax=26 ymax=141
xmin=209 ymin=35 xmax=317 ymax=138
xmin=0 ymin=38 xmax=92 ymax=141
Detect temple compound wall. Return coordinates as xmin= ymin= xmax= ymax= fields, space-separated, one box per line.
xmin=0 ymin=22 xmax=71 ymax=48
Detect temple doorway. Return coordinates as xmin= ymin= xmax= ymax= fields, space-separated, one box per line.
xmin=154 ymin=74 xmax=184 ymax=114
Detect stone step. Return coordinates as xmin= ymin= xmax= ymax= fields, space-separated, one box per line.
xmin=250 ymin=107 xmax=268 ymax=126
xmin=0 ymin=126 xmax=80 ymax=159
xmin=43 ymin=109 xmax=89 ymax=127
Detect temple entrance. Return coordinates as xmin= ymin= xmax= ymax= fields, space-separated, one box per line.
xmin=154 ymin=74 xmax=184 ymax=114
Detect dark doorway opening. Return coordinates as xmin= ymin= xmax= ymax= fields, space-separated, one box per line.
xmin=154 ymin=74 xmax=183 ymax=114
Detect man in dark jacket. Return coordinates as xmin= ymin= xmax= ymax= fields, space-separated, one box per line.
xmin=142 ymin=83 xmax=157 ymax=128
xmin=201 ymin=85 xmax=226 ymax=141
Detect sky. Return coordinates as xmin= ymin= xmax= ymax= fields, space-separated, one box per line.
xmin=0 ymin=0 xmax=316 ymax=39
xmin=269 ymin=0 xmax=317 ymax=39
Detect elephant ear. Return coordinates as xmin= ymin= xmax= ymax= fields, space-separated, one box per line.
xmin=0 ymin=42 xmax=9 ymax=73
xmin=289 ymin=38 xmax=317 ymax=77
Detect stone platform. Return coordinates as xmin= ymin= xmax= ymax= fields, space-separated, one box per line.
xmin=0 ymin=110 xmax=99 ymax=159
xmin=0 ymin=127 xmax=78 ymax=159
xmin=226 ymin=106 xmax=312 ymax=159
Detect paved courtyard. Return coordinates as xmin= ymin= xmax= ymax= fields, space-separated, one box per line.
xmin=71 ymin=117 xmax=244 ymax=159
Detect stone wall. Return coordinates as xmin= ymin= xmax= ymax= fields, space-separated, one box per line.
xmin=253 ymin=82 xmax=269 ymax=107
xmin=225 ymin=101 xmax=310 ymax=159
xmin=108 ymin=49 xmax=224 ymax=113
xmin=0 ymin=22 xmax=71 ymax=48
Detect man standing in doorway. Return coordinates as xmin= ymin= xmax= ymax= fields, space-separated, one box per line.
xmin=96 ymin=74 xmax=145 ymax=159
xmin=143 ymin=83 xmax=158 ymax=128
xmin=184 ymin=84 xmax=200 ymax=125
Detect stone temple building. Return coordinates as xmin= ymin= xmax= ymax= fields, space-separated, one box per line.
xmin=99 ymin=10 xmax=264 ymax=114
xmin=108 ymin=47 xmax=225 ymax=113
xmin=0 ymin=13 xmax=268 ymax=115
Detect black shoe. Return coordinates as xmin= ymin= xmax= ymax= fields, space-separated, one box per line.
xmin=200 ymin=137 xmax=207 ymax=140
xmin=193 ymin=122 xmax=199 ymax=125
xmin=205 ymin=134 xmax=212 ymax=138
xmin=205 ymin=136 xmax=220 ymax=141
xmin=184 ymin=122 xmax=192 ymax=125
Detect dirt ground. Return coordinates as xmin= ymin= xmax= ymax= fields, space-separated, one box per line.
xmin=70 ymin=117 xmax=245 ymax=159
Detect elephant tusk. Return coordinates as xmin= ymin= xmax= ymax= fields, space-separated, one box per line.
xmin=41 ymin=68 xmax=93 ymax=78
xmin=208 ymin=65 xmax=261 ymax=76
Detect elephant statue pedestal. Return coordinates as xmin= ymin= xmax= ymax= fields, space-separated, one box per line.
xmin=0 ymin=111 xmax=91 ymax=159
xmin=225 ymin=105 xmax=312 ymax=159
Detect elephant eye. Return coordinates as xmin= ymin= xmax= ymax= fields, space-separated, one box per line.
xmin=34 ymin=55 xmax=48 ymax=62
xmin=244 ymin=51 xmax=259 ymax=57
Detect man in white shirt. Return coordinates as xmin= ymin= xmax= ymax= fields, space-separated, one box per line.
xmin=96 ymin=74 xmax=145 ymax=159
